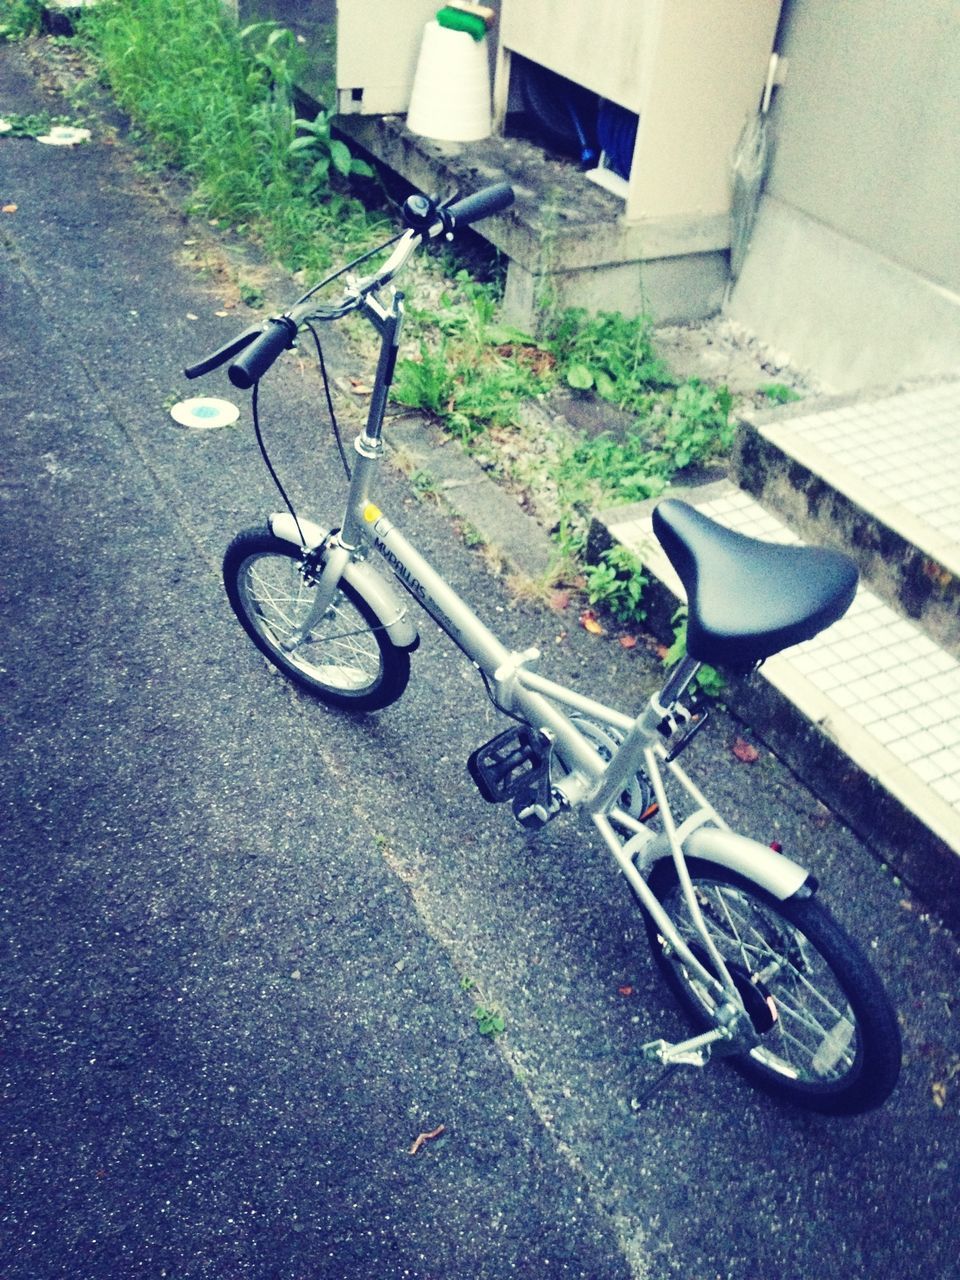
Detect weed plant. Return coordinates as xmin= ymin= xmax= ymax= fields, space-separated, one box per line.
xmin=392 ymin=273 xmax=552 ymax=441
xmin=550 ymin=309 xmax=676 ymax=409
xmin=0 ymin=0 xmax=42 ymax=42
xmin=77 ymin=0 xmax=380 ymax=272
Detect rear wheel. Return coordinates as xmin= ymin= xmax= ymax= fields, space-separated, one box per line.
xmin=223 ymin=529 xmax=410 ymax=711
xmin=643 ymin=858 xmax=901 ymax=1114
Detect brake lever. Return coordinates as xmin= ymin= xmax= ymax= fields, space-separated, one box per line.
xmin=184 ymin=323 xmax=262 ymax=380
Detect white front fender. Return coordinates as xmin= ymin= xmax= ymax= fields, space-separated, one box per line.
xmin=269 ymin=512 xmax=419 ymax=651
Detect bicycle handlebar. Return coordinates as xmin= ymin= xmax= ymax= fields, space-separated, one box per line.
xmin=183 ymin=323 xmax=262 ymax=381
xmin=227 ymin=315 xmax=298 ymax=390
xmin=442 ymin=181 xmax=514 ymax=230
xmin=184 ymin=182 xmax=515 ymax=387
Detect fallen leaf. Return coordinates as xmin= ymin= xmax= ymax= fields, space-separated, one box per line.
xmin=549 ymin=590 xmax=570 ymax=612
xmin=618 ymin=634 xmax=638 ymax=649
xmin=732 ymin=737 xmax=761 ymax=764
xmin=579 ymin=609 xmax=604 ymax=636
xmin=618 ymin=985 xmax=634 ymax=997
xmin=215 ymin=309 xmax=229 ymax=317
xmin=2 ymin=203 xmax=16 ymax=214
xmin=932 ymin=1081 xmax=947 ymax=1108
xmin=186 ymin=312 xmax=199 ymax=321
xmin=409 ymin=1123 xmax=445 ymax=1155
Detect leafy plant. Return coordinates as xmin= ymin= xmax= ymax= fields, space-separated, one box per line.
xmin=289 ymin=109 xmax=374 ymax=191
xmin=238 ymin=281 xmax=266 ymax=309
xmin=392 ymin=341 xmax=455 ymax=418
xmin=0 ymin=110 xmax=74 ymax=136
xmin=473 ymin=1006 xmax=505 ymax=1037
xmin=392 ymin=276 xmax=549 ymax=441
xmin=0 ymin=0 xmax=42 ymax=41
xmin=658 ymin=381 xmax=734 ymax=471
xmin=584 ymin=546 xmax=648 ymax=624
xmin=760 ymin=382 xmax=802 ymax=404
xmin=663 ymin=607 xmax=725 ymax=698
xmin=550 ymin=309 xmax=676 ymax=410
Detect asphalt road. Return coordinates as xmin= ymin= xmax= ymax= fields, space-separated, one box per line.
xmin=2 ymin=41 xmax=958 ymax=1280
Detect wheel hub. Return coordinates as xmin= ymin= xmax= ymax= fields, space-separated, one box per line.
xmin=688 ymin=944 xmax=778 ymax=1035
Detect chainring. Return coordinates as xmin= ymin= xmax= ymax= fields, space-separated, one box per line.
xmin=551 ymin=716 xmax=654 ymax=819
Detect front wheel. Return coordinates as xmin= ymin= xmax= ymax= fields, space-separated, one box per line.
xmin=223 ymin=529 xmax=410 ymax=711
xmin=643 ymin=859 xmax=901 ymax=1114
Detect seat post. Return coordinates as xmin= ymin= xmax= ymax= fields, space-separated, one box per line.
xmin=657 ymin=653 xmax=701 ymax=712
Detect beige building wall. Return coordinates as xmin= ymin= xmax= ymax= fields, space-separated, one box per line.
xmin=730 ymin=0 xmax=960 ymax=390
xmin=769 ymin=0 xmax=959 ymax=293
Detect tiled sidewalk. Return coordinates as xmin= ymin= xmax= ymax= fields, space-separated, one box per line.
xmin=751 ymin=381 xmax=960 ymax=572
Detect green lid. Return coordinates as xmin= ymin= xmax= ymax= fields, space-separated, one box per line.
xmin=436 ymin=7 xmax=487 ymax=40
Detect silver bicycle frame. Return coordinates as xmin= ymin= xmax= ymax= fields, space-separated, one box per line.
xmin=275 ymin=278 xmax=813 ymax=1022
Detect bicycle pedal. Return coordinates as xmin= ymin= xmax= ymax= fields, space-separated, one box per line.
xmin=467 ymin=726 xmax=549 ymax=804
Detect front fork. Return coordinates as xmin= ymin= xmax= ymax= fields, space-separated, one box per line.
xmin=280 ymin=537 xmax=353 ymax=652
xmin=280 ymin=287 xmax=404 ymax=653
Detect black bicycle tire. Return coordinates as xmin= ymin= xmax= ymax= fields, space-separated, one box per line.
xmin=642 ymin=858 xmax=901 ymax=1114
xmin=223 ymin=528 xmax=410 ymax=711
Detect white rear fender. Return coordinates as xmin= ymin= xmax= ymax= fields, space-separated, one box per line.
xmin=269 ymin=512 xmax=419 ymax=651
xmin=638 ymin=816 xmax=814 ymax=901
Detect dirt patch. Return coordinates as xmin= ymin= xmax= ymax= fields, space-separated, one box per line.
xmin=652 ymin=314 xmax=821 ymax=413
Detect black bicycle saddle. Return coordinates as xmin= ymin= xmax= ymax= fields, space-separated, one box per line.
xmin=652 ymin=498 xmax=858 ymax=669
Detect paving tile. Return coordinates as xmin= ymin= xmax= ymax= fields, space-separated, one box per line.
xmin=763 ymin=382 xmax=960 ymax=563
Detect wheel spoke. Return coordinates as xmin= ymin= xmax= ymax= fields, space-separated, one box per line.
xmin=239 ymin=553 xmax=383 ymax=692
xmin=666 ymin=881 xmax=860 ymax=1084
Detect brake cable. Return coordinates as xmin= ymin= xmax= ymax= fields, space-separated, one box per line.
xmin=303 ymin=320 xmax=352 ymax=480
xmin=250 ymin=379 xmax=307 ymax=547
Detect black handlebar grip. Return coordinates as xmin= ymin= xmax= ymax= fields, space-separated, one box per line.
xmin=228 ymin=316 xmax=297 ymax=389
xmin=443 ymin=182 xmax=515 ymax=230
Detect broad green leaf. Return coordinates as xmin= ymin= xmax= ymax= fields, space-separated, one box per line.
xmin=329 ymin=138 xmax=353 ymax=177
xmin=566 ymin=362 xmax=594 ymax=391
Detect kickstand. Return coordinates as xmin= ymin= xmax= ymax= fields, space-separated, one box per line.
xmin=631 ymin=1063 xmax=685 ymax=1110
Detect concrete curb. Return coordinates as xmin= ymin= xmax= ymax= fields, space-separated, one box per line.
xmin=383 ymin=412 xmax=558 ymax=585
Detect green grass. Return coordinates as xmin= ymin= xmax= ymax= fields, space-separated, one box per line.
xmin=77 ymin=0 xmax=381 ymax=272
xmin=393 ymin=273 xmax=552 ymax=441
xmin=70 ymin=0 xmax=737 ymax=640
xmin=0 ymin=0 xmax=43 ymax=42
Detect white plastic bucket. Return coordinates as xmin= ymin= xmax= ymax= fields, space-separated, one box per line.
xmin=406 ymin=20 xmax=492 ymax=143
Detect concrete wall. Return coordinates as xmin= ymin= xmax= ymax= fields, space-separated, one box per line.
xmin=729 ymin=0 xmax=960 ymax=391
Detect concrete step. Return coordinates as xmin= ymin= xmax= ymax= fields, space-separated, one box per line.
xmin=590 ymin=466 xmax=960 ymax=928
xmin=733 ymin=380 xmax=960 ymax=657
xmin=335 ymin=113 xmax=728 ymax=329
